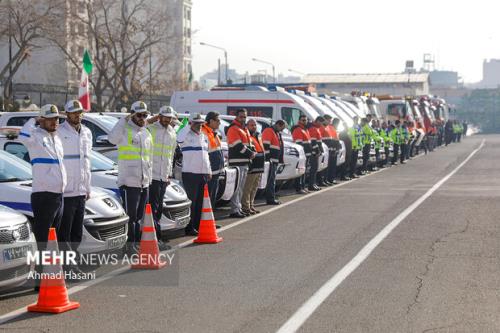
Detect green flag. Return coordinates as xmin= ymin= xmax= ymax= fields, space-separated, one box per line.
xmin=176 ymin=117 xmax=188 ymax=133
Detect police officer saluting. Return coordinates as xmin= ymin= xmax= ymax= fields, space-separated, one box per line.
xmin=19 ymin=104 xmax=66 ymax=288
xmin=109 ymin=101 xmax=153 ymax=254
xmin=147 ymin=106 xmax=176 ymax=246
xmin=58 ymin=100 xmax=92 ymax=269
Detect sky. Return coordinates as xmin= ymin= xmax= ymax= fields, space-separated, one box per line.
xmin=191 ymin=0 xmax=500 ymax=83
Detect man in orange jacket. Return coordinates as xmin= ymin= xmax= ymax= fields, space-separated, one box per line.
xmin=201 ymin=112 xmax=224 ymax=206
xmin=307 ymin=117 xmax=325 ymax=191
xmin=292 ymin=115 xmax=313 ymax=194
xmin=262 ymin=120 xmax=286 ymax=205
xmin=227 ymin=109 xmax=256 ymax=218
xmin=242 ymin=119 xmax=265 ymax=214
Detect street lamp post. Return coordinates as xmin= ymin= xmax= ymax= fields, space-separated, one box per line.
xmin=288 ymin=69 xmax=305 ymax=76
xmin=252 ymin=58 xmax=275 ymax=83
xmin=200 ymin=42 xmax=228 ymax=84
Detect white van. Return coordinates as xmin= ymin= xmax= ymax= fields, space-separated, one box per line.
xmin=170 ymin=86 xmax=320 ymax=129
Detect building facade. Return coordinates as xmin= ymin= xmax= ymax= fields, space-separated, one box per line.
xmin=481 ymin=59 xmax=500 ymax=88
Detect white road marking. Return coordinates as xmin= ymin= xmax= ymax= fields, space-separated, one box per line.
xmin=275 ymin=139 xmax=485 ymax=333
xmin=0 ymin=144 xmax=453 ymax=325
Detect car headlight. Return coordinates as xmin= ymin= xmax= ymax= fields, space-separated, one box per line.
xmin=103 ymin=197 xmax=118 ymax=210
xmin=285 ymin=146 xmax=299 ymax=157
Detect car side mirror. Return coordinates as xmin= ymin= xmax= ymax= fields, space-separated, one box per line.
xmin=95 ymin=135 xmax=111 ymax=146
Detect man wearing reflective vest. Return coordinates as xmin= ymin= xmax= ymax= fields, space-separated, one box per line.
xmin=348 ymin=116 xmax=361 ymax=178
xmin=241 ymin=119 xmax=265 ymax=215
xmin=361 ymin=117 xmax=375 ymax=173
xmin=177 ymin=113 xmax=212 ymax=235
xmin=146 ymin=106 xmax=176 ymax=243
xmin=227 ymin=109 xmax=255 ymax=218
xmin=201 ymin=111 xmax=225 ymax=206
xmin=20 ymin=104 xmax=66 ymax=289
xmin=109 ymin=101 xmax=153 ymax=253
xmin=390 ymin=120 xmax=403 ymax=165
xmin=292 ymin=114 xmax=312 ymax=194
xmin=58 ymin=100 xmax=92 ymax=261
xmin=262 ymin=120 xmax=285 ymax=205
xmin=307 ymin=117 xmax=325 ymax=191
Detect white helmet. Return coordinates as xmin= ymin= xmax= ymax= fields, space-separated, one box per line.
xmin=130 ymin=101 xmax=148 ymax=114
xmin=159 ymin=106 xmax=176 ymax=117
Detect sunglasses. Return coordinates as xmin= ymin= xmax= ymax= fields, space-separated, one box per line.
xmin=134 ymin=113 xmax=148 ymax=119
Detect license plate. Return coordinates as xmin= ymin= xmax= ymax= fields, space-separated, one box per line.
xmin=176 ymin=216 xmax=190 ymax=228
xmin=3 ymin=245 xmax=32 ymax=262
xmin=107 ymin=235 xmax=127 ymax=250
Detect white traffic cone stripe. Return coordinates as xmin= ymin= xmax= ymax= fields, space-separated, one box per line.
xmin=200 ymin=210 xmax=215 ymax=221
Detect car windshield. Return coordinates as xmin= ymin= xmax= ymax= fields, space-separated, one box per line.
xmin=93 ymin=115 xmax=118 ymax=132
xmin=90 ymin=151 xmax=116 ymax=172
xmin=0 ymin=150 xmax=32 ymax=182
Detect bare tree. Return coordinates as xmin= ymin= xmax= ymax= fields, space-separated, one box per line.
xmin=0 ymin=0 xmax=63 ymax=104
xmin=47 ymin=0 xmax=178 ymax=111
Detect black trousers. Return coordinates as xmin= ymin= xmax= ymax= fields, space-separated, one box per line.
xmin=149 ymin=180 xmax=168 ymax=239
xmin=58 ymin=195 xmax=85 ymax=252
xmin=349 ymin=150 xmax=359 ymax=177
xmin=295 ymin=157 xmax=309 ymax=190
xmin=308 ymin=155 xmax=319 ymax=189
xmin=327 ymin=150 xmax=337 ymax=182
xmin=31 ymin=192 xmax=64 ymax=250
xmin=362 ymin=144 xmax=370 ymax=172
xmin=384 ymin=147 xmax=390 ymax=165
xmin=400 ymin=144 xmax=407 ymax=163
xmin=207 ymin=173 xmax=220 ymax=207
xmin=120 ymin=186 xmax=148 ymax=244
xmin=265 ymin=162 xmax=278 ymax=202
xmin=392 ymin=144 xmax=400 ymax=164
xmin=182 ymin=173 xmax=208 ymax=231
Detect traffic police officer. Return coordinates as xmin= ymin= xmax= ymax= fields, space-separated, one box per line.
xmin=20 ymin=104 xmax=66 ymax=288
xmin=147 ymin=105 xmax=176 ymax=244
xmin=58 ymin=100 xmax=92 ymax=258
xmin=177 ymin=113 xmax=212 ymax=235
xmin=109 ymin=101 xmax=153 ymax=253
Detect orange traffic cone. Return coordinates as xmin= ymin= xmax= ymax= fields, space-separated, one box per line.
xmin=194 ymin=184 xmax=223 ymax=244
xmin=28 ymin=228 xmax=80 ymax=314
xmin=132 ymin=204 xmax=167 ymax=269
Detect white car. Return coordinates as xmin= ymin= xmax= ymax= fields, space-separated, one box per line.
xmin=0 ymin=204 xmax=36 ymax=290
xmin=0 ymin=131 xmax=192 ymax=235
xmin=0 ymin=149 xmax=128 ymax=254
xmin=88 ymin=151 xmax=191 ymax=234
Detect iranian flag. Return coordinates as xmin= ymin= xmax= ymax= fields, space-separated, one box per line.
xmin=79 ymin=49 xmax=93 ymax=111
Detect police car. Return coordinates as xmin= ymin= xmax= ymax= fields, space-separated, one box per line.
xmin=0 ymin=204 xmax=36 ymax=290
xmin=0 ymin=149 xmax=128 ymax=254
xmin=88 ymin=151 xmax=191 ymax=234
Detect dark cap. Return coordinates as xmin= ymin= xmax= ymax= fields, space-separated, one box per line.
xmin=205 ymin=111 xmax=220 ymax=122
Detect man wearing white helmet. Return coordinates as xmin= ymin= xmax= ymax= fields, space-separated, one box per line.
xmin=146 ymin=105 xmax=176 ymax=244
xmin=19 ymin=104 xmax=66 ymax=288
xmin=57 ymin=100 xmax=92 ymax=258
xmin=109 ymin=101 xmax=153 ymax=254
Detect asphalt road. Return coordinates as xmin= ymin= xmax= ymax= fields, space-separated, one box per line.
xmin=1 ymin=135 xmax=498 ymax=333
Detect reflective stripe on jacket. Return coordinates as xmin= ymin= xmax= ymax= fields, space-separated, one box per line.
xmin=308 ymin=125 xmax=323 ymax=156
xmin=292 ymin=124 xmax=312 ymax=157
xmin=58 ymin=121 xmax=92 ymax=197
xmin=148 ymin=122 xmax=176 ymax=181
xmin=177 ymin=129 xmax=212 ymax=175
xmin=19 ymin=118 xmax=67 ymax=193
xmin=108 ymin=117 xmax=153 ymax=187
xmin=262 ymin=126 xmax=284 ymax=164
xmin=227 ymin=120 xmax=254 ymax=166
xmin=249 ymin=132 xmax=265 ymax=173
